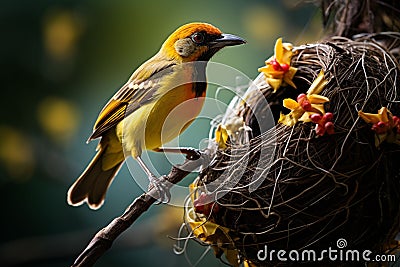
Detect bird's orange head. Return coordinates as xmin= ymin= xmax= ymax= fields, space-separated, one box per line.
xmin=161 ymin=22 xmax=246 ymax=62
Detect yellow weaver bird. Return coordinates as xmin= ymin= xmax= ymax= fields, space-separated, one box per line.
xmin=67 ymin=22 xmax=245 ymax=209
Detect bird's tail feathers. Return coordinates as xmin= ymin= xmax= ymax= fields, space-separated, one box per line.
xmin=67 ymin=145 xmax=123 ymax=210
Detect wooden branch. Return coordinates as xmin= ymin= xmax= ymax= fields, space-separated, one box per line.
xmin=71 ymin=154 xmax=206 ymax=267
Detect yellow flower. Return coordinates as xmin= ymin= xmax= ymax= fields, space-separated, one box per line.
xmin=214 ymin=116 xmax=250 ymax=149
xmin=358 ymin=107 xmax=400 ymax=146
xmin=215 ymin=124 xmax=229 ymax=149
xmin=258 ymin=38 xmax=298 ymax=92
xmin=358 ymin=107 xmax=389 ymax=124
xmin=279 ymin=70 xmax=329 ymax=126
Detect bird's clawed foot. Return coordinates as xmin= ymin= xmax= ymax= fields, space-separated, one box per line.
xmin=181 ymin=148 xmax=201 ymax=160
xmin=154 ymin=147 xmax=201 ymax=161
xmin=148 ymin=175 xmax=171 ymax=204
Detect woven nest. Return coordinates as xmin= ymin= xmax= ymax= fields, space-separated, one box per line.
xmin=184 ymin=33 xmax=400 ymax=266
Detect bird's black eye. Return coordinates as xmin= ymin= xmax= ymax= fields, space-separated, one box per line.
xmin=191 ymin=32 xmax=205 ymax=44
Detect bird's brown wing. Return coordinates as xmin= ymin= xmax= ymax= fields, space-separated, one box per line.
xmin=88 ymin=61 xmax=176 ymax=140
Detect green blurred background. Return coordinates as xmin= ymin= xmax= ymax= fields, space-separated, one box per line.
xmin=0 ymin=0 xmax=321 ymax=266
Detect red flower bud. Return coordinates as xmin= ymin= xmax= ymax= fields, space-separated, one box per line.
xmin=377 ymin=121 xmax=386 ymax=128
xmin=325 ymin=122 xmax=335 ymax=135
xmin=193 ymin=192 xmax=219 ymax=216
xmin=372 ymin=121 xmax=389 ymax=134
xmin=393 ymin=116 xmax=399 ymax=124
xmin=393 ymin=116 xmax=400 ymax=133
xmin=302 ymin=101 xmax=311 ymax=111
xmin=296 ymin=94 xmax=312 ymax=111
xmin=296 ymin=93 xmax=306 ymax=102
xmin=270 ymin=59 xmax=282 ymax=71
xmin=280 ymin=63 xmax=290 ymax=72
xmin=323 ymin=112 xmax=333 ymax=122
xmin=193 ymin=192 xmax=207 ymax=213
xmin=315 ymin=124 xmax=325 ymax=136
xmin=310 ymin=113 xmax=322 ymax=123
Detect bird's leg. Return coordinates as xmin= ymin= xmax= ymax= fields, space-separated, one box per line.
xmin=153 ymin=147 xmax=201 ymax=160
xmin=136 ymin=156 xmax=170 ymax=203
xmin=136 ymin=156 xmax=156 ymax=179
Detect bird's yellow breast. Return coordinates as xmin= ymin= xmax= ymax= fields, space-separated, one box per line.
xmin=117 ymin=66 xmax=205 ymax=158
xmin=144 ymin=83 xmax=205 ymax=148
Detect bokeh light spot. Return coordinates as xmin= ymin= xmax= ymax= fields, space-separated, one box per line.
xmin=37 ymin=97 xmax=80 ymax=144
xmin=0 ymin=126 xmax=35 ymax=182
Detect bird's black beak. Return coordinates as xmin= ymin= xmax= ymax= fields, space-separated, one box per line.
xmin=210 ymin=33 xmax=246 ymax=48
